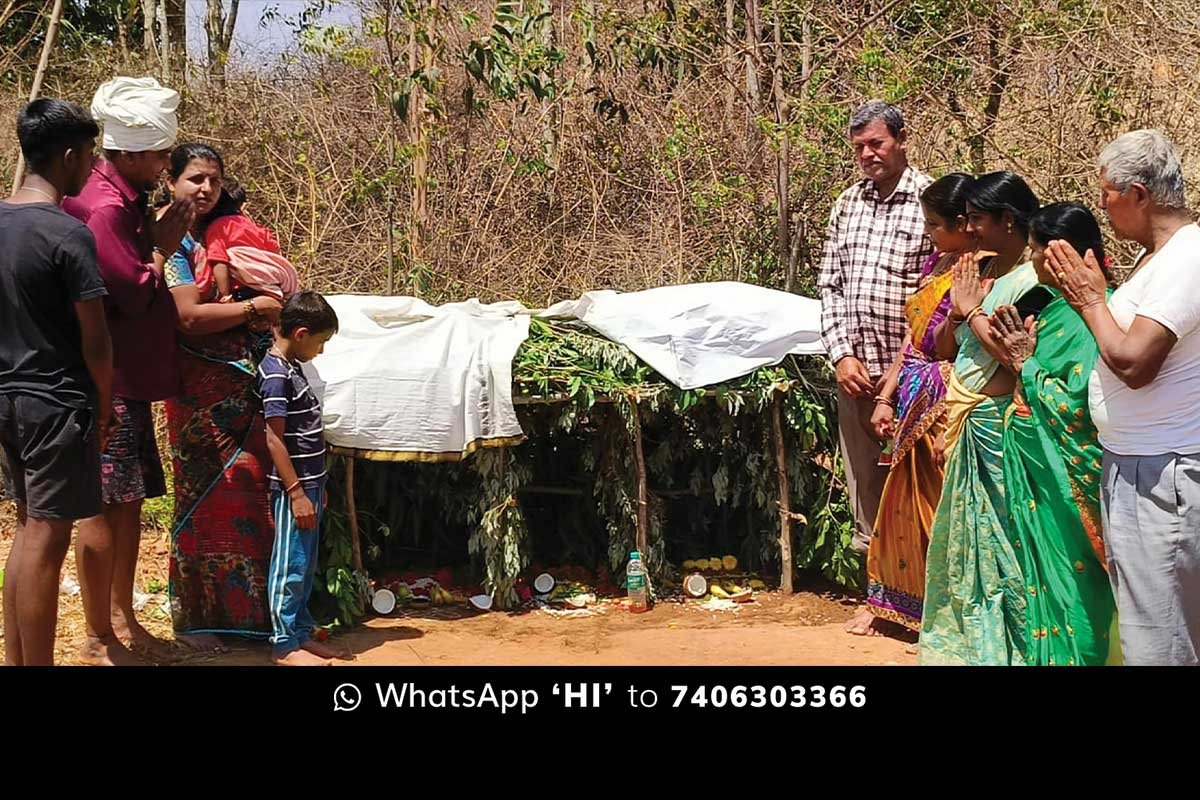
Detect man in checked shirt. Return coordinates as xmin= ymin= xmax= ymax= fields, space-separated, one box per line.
xmin=819 ymin=100 xmax=933 ymax=569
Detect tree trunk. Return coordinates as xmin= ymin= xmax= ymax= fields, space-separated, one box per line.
xmin=156 ymin=0 xmax=170 ymax=78
xmin=976 ymin=17 xmax=1015 ymax=173
xmin=541 ymin=0 xmax=559 ymax=200
xmin=115 ymin=2 xmax=130 ymax=62
xmin=743 ymin=0 xmax=762 ymax=201
xmin=724 ymin=0 xmax=736 ymax=121
xmin=206 ymin=0 xmax=241 ymax=90
xmin=407 ymin=5 xmax=430 ymax=296
xmin=787 ymin=15 xmax=812 ymax=290
xmin=743 ymin=0 xmax=761 ymax=123
xmin=166 ymin=0 xmax=185 ymax=65
xmin=142 ymin=0 xmax=156 ymax=56
xmin=772 ymin=2 xmax=791 ymax=291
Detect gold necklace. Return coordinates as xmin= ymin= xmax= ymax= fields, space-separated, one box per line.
xmin=19 ymin=185 xmax=59 ymax=204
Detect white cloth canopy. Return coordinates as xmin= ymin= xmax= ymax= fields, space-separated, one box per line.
xmin=540 ymin=281 xmax=825 ymax=390
xmin=303 ymin=295 xmax=530 ymax=459
xmin=305 ymin=282 xmax=826 ymax=457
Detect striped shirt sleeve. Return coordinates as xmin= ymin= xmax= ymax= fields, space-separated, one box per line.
xmin=257 ymin=356 xmax=291 ymax=420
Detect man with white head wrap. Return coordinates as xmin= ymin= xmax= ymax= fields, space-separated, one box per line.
xmin=91 ymin=76 xmax=180 ymax=153
xmin=63 ymin=76 xmax=195 ymax=660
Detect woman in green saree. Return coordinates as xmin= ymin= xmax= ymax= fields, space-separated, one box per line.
xmin=989 ymin=203 xmax=1119 ymax=666
xmin=920 ymin=172 xmax=1048 ymax=665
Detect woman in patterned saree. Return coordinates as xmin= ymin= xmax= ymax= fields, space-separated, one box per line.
xmin=846 ymin=173 xmax=976 ymax=637
xmin=162 ymin=144 xmax=282 ymax=651
xmin=989 ymin=203 xmax=1119 ymax=666
xmin=920 ymin=171 xmax=1047 ymax=665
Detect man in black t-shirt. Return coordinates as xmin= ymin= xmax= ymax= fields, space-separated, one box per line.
xmin=0 ymin=99 xmax=130 ymax=666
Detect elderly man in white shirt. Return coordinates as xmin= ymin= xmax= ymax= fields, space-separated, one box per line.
xmin=1051 ymin=129 xmax=1200 ymax=665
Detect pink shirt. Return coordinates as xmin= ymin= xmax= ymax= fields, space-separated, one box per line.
xmin=62 ymin=159 xmax=181 ymax=401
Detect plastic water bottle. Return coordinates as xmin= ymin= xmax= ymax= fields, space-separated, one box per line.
xmin=626 ymin=550 xmax=648 ymax=613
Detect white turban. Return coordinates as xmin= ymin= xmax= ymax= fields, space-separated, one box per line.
xmin=90 ymin=76 xmax=180 ymax=153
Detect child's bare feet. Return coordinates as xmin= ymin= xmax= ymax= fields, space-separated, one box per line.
xmin=273 ymin=648 xmax=332 ymax=666
xmin=302 ymin=638 xmax=354 ymax=661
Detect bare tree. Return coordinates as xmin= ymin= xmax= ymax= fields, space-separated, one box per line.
xmin=142 ymin=0 xmax=156 ymax=55
xmin=724 ymin=0 xmax=736 ymax=120
xmin=743 ymin=0 xmax=763 ymax=199
xmin=947 ymin=14 xmax=1018 ymax=173
xmin=156 ymin=0 xmax=169 ymax=76
xmin=771 ymin=1 xmax=791 ymax=290
xmin=0 ymin=0 xmax=49 ymax=80
xmin=166 ymin=0 xmax=185 ymax=58
xmin=205 ymin=0 xmax=240 ymax=90
xmin=408 ymin=1 xmax=433 ymax=295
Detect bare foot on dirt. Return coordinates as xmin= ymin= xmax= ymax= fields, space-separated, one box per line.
xmin=844 ymin=609 xmax=883 ymax=636
xmin=302 ymin=638 xmax=354 ymax=661
xmin=273 ymin=649 xmax=332 ymax=666
xmin=113 ymin=616 xmax=175 ymax=659
xmin=78 ymin=635 xmax=145 ymax=666
xmin=174 ymin=632 xmax=230 ymax=654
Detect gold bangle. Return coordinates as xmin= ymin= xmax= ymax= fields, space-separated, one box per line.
xmin=965 ymin=305 xmax=987 ymax=325
xmin=874 ymin=395 xmax=894 ymax=408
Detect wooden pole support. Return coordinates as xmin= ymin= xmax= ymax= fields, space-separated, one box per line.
xmin=345 ymin=455 xmax=364 ymax=573
xmin=628 ymin=397 xmax=649 ymax=558
xmin=771 ymin=390 xmax=794 ymax=593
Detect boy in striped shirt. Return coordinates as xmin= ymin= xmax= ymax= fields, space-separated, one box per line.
xmin=257 ymin=291 xmax=347 ymax=666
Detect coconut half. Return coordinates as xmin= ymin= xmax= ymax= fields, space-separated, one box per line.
xmin=371 ymin=588 xmax=397 ymax=615
xmin=564 ymin=594 xmax=589 ymax=609
xmin=532 ymin=572 xmax=556 ymax=595
xmin=683 ymin=573 xmax=708 ymax=598
xmin=468 ymin=594 xmax=494 ymax=611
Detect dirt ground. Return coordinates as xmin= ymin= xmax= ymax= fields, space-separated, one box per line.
xmin=0 ymin=501 xmax=916 ymax=666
